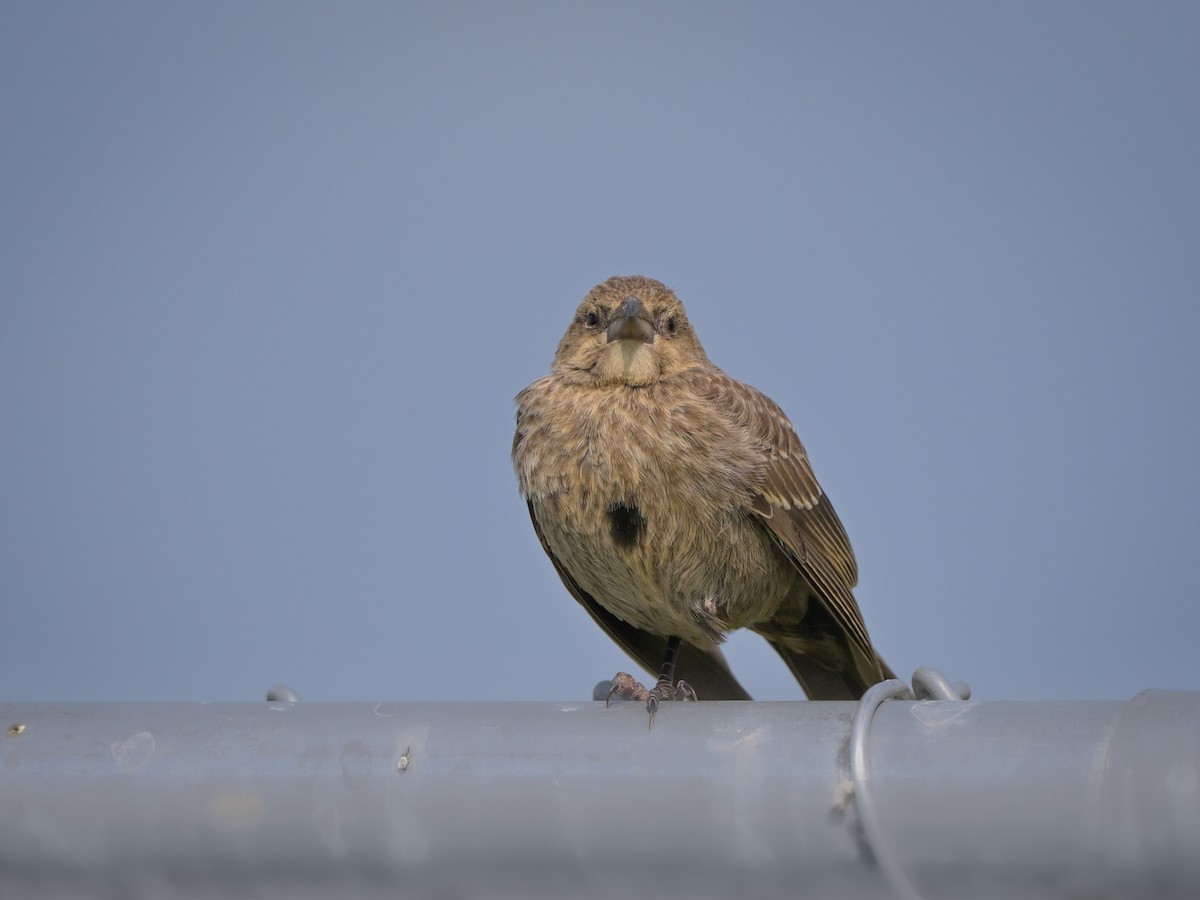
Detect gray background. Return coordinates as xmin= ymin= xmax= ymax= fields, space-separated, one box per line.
xmin=3 ymin=3 xmax=1197 ymax=703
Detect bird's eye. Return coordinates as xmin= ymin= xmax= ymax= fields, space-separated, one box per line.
xmin=666 ymin=316 xmax=678 ymax=336
xmin=584 ymin=312 xmax=600 ymax=328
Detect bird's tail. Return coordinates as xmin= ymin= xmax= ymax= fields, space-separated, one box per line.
xmin=768 ymin=639 xmax=895 ymax=701
xmin=673 ymin=642 xmax=754 ymax=700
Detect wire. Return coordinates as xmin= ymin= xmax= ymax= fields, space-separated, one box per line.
xmin=848 ymin=668 xmax=971 ymax=900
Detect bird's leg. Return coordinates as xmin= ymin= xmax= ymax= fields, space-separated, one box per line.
xmin=606 ymin=635 xmax=697 ymax=727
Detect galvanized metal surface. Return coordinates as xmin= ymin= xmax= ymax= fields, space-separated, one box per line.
xmin=1 ymin=692 xmax=1197 ymax=899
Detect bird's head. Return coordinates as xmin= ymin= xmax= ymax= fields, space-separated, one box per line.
xmin=551 ymin=276 xmax=711 ymax=386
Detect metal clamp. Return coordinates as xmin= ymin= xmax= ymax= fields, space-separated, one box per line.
xmin=848 ymin=668 xmax=970 ymax=900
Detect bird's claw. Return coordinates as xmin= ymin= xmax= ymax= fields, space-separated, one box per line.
xmin=606 ymin=672 xmax=649 ymax=705
xmin=606 ymin=672 xmax=696 ymax=728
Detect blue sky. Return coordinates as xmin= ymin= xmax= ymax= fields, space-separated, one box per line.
xmin=3 ymin=3 xmax=1198 ymax=703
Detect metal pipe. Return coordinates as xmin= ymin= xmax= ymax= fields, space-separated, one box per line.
xmin=2 ymin=691 xmax=1197 ymax=898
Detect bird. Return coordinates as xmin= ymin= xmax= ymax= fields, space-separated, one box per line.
xmin=512 ymin=275 xmax=893 ymax=721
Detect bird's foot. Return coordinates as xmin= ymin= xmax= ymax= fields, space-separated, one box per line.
xmin=606 ymin=672 xmax=696 ymax=728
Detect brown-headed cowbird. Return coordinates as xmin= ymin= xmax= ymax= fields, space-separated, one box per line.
xmin=513 ymin=276 xmax=893 ymax=718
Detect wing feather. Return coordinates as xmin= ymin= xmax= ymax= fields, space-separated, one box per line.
xmin=692 ymin=372 xmax=879 ymax=668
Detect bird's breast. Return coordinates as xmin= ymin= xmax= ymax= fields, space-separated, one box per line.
xmin=516 ymin=380 xmax=790 ymax=642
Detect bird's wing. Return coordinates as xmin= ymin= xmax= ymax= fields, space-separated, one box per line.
xmin=695 ymin=372 xmax=882 ymax=672
xmin=525 ymin=500 xmax=753 ymax=700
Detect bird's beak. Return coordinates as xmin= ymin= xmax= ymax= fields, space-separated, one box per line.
xmin=606 ymin=297 xmax=655 ymax=344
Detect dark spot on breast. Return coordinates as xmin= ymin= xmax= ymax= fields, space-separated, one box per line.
xmin=606 ymin=501 xmax=646 ymax=549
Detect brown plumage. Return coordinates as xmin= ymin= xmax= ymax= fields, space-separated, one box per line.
xmin=513 ymin=275 xmax=893 ymax=708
